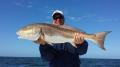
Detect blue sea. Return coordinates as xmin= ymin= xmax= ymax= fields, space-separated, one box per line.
xmin=0 ymin=57 xmax=120 ymax=67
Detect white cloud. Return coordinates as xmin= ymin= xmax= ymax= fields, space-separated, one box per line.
xmin=27 ymin=5 xmax=33 ymax=8
xmin=13 ymin=1 xmax=33 ymax=8
xmin=67 ymin=14 xmax=96 ymax=22
xmin=68 ymin=16 xmax=82 ymax=22
xmin=95 ymin=18 xmax=119 ymax=23
xmin=68 ymin=16 xmax=75 ymax=20
xmin=67 ymin=14 xmax=119 ymax=23
xmin=13 ymin=2 xmax=23 ymax=7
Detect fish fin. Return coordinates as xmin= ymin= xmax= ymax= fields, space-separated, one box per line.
xmin=35 ymin=28 xmax=43 ymax=41
xmin=91 ymin=31 xmax=111 ymax=50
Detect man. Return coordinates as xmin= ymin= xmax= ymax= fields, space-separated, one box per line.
xmin=36 ymin=10 xmax=88 ymax=67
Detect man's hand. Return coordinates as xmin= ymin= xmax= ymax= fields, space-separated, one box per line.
xmin=34 ymin=33 xmax=46 ymax=45
xmin=73 ymin=32 xmax=84 ymax=45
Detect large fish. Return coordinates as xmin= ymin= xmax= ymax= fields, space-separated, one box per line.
xmin=16 ymin=23 xmax=111 ymax=50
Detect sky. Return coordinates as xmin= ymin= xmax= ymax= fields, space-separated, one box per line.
xmin=0 ymin=0 xmax=120 ymax=59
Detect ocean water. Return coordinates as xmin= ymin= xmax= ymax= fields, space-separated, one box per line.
xmin=0 ymin=57 xmax=120 ymax=67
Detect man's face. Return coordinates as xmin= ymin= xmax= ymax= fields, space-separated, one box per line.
xmin=52 ymin=13 xmax=64 ymax=25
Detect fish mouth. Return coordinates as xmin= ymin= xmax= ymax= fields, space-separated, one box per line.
xmin=16 ymin=31 xmax=24 ymax=39
xmin=16 ymin=31 xmax=21 ymax=35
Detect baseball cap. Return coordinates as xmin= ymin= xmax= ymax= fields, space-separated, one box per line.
xmin=52 ymin=10 xmax=64 ymax=20
xmin=52 ymin=10 xmax=63 ymax=16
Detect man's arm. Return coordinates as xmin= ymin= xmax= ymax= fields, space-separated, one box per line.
xmin=75 ymin=41 xmax=88 ymax=55
xmin=73 ymin=33 xmax=88 ymax=55
xmin=40 ymin=44 xmax=57 ymax=61
xmin=35 ymin=33 xmax=57 ymax=61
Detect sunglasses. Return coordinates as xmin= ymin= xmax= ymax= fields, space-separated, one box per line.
xmin=53 ymin=13 xmax=64 ymax=20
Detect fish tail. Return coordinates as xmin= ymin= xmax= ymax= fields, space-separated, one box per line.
xmin=85 ymin=31 xmax=111 ymax=50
